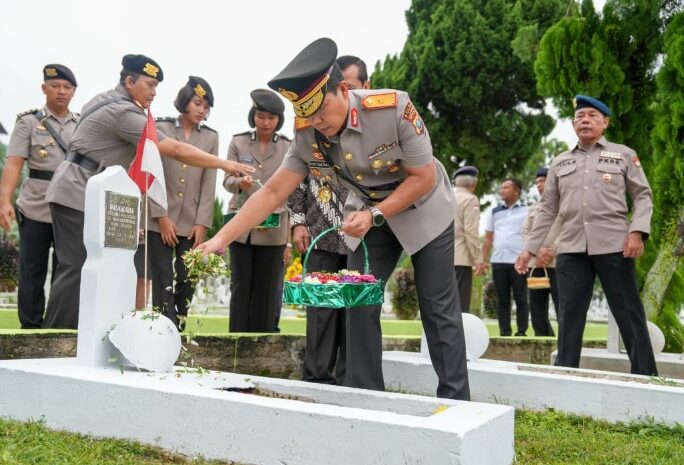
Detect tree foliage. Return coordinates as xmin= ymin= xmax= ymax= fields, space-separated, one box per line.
xmin=372 ymin=0 xmax=567 ymax=193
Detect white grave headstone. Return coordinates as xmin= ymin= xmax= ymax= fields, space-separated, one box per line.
xmin=77 ymin=166 xmax=140 ymax=367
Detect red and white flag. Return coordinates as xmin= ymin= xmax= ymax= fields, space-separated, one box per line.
xmin=128 ymin=109 xmax=167 ymax=210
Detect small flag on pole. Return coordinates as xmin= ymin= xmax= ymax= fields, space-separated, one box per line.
xmin=129 ymin=109 xmax=167 ymax=210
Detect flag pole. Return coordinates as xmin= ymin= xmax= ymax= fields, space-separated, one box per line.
xmin=144 ymin=173 xmax=149 ymax=310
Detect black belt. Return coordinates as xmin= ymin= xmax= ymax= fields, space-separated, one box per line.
xmin=66 ymin=151 xmax=100 ymax=172
xmin=28 ymin=169 xmax=55 ymax=181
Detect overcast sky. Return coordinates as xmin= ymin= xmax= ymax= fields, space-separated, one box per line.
xmin=0 ymin=0 xmax=604 ymax=203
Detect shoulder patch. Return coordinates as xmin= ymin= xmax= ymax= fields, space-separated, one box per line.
xmin=361 ymin=93 xmax=397 ymax=110
xmin=155 ymin=116 xmax=176 ymax=123
xmin=16 ymin=108 xmax=40 ymax=121
xmin=294 ymin=117 xmax=311 ymax=131
xmin=232 ymin=130 xmax=253 ymax=137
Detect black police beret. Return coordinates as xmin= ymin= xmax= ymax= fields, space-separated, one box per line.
xmin=573 ymin=94 xmax=611 ymax=116
xmin=248 ymin=89 xmax=285 ymax=131
xmin=267 ymin=38 xmax=337 ymax=118
xmin=536 ymin=167 xmax=549 ymax=178
xmin=188 ymin=76 xmax=214 ymax=107
xmin=121 ymin=54 xmax=164 ymax=82
xmin=454 ymin=166 xmax=479 ymax=178
xmin=43 ymin=64 xmax=77 ymax=87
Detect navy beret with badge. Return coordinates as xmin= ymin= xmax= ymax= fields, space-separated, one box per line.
xmin=43 ymin=64 xmax=77 ymax=87
xmin=121 ymin=54 xmax=164 ymax=82
xmin=248 ymin=89 xmax=285 ymax=131
xmin=536 ymin=167 xmax=549 ymax=178
xmin=267 ymin=38 xmax=338 ymax=118
xmin=188 ymin=76 xmax=214 ymax=106
xmin=573 ymin=94 xmax=611 ymax=117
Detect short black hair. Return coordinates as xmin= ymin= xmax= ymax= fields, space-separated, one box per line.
xmin=174 ymin=85 xmax=195 ymax=114
xmin=502 ymin=177 xmax=523 ymax=192
xmin=119 ymin=71 xmax=140 ymax=85
xmin=336 ymin=55 xmax=368 ymax=84
xmin=326 ymin=62 xmax=344 ymax=96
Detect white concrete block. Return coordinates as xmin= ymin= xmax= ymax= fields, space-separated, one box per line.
xmin=383 ymin=351 xmax=684 ymax=426
xmin=573 ymin=348 xmax=684 ymax=380
xmin=0 ymin=358 xmax=515 ymax=465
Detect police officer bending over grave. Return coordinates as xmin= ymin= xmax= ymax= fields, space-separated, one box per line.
xmin=199 ymin=38 xmax=470 ymax=400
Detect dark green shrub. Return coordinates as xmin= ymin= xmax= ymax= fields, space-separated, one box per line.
xmin=0 ymin=235 xmax=19 ymax=291
xmin=388 ymin=268 xmax=419 ymax=320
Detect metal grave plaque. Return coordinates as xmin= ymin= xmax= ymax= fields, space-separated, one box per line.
xmin=104 ymin=191 xmax=138 ymax=249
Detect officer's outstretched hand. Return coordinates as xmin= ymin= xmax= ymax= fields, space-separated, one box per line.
xmin=342 ymin=210 xmax=373 ymax=238
xmin=224 ymin=160 xmax=256 ymax=177
xmin=623 ymin=232 xmax=644 ymax=258
xmin=515 ymin=251 xmax=532 ymax=274
xmin=0 ymin=202 xmax=15 ymax=231
xmin=195 ymin=234 xmax=228 ymax=258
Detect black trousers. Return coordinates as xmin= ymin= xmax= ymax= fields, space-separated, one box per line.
xmin=556 ymin=252 xmax=658 ymax=375
xmin=347 ymin=222 xmax=470 ymax=400
xmin=147 ymin=232 xmax=195 ymax=326
xmin=528 ymin=267 xmax=557 ymax=337
xmin=303 ymin=249 xmax=347 ymax=385
xmin=454 ymin=265 xmax=473 ymax=313
xmin=492 ymin=263 xmax=529 ymax=336
xmin=44 ymin=203 xmax=86 ymax=329
xmin=17 ymin=213 xmax=57 ymax=329
xmin=229 ymin=241 xmax=285 ymax=332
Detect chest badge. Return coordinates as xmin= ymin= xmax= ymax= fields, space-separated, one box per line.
xmin=318 ymin=186 xmax=332 ymax=203
xmin=38 ymin=149 xmax=48 ymax=158
xmin=371 ymin=159 xmax=384 ymax=170
xmin=387 ymin=163 xmax=400 ymax=174
xmin=313 ymin=151 xmax=324 ymax=160
xmin=602 ymin=173 xmax=612 ymax=182
xmin=310 ymin=168 xmax=322 ymax=177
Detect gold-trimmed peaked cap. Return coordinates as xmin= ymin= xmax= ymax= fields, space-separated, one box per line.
xmin=43 ymin=64 xmax=77 ymax=87
xmin=267 ymin=38 xmax=338 ymax=118
xmin=121 ymin=54 xmax=164 ymax=82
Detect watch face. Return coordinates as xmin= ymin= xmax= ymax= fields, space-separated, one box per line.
xmin=372 ymin=209 xmax=385 ymax=226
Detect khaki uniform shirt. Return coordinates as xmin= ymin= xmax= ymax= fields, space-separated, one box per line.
xmin=8 ymin=107 xmax=78 ymax=222
xmin=146 ymin=117 xmax=218 ymax=236
xmin=223 ymin=131 xmax=290 ymax=245
xmin=453 ymin=186 xmax=481 ymax=267
xmin=282 ymin=89 xmax=456 ymax=256
xmin=522 ymin=201 xmax=560 ymax=268
xmin=526 ymin=136 xmax=652 ymax=255
xmin=46 ymin=84 xmax=166 ymax=212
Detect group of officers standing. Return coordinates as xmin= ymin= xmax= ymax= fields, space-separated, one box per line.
xmin=0 ymin=37 xmax=658 ymax=401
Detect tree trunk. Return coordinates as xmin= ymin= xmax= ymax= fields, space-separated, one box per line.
xmin=642 ymin=207 xmax=684 ymax=318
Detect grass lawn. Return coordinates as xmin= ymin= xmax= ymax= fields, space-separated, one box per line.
xmin=1 ymin=411 xmax=682 ymax=464
xmin=0 ymin=308 xmax=608 ymax=340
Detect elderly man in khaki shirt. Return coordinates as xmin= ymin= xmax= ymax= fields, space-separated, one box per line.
xmin=516 ymin=95 xmax=657 ymax=376
xmin=452 ymin=166 xmax=484 ymax=313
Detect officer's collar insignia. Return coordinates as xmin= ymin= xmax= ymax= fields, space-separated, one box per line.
xmin=279 ymin=71 xmax=331 ymax=118
xmin=45 ymin=67 xmax=58 ymax=77
xmin=350 ymin=108 xmax=359 ymax=128
xmin=294 ymin=116 xmax=311 ymax=131
xmin=142 ymin=63 xmax=159 ymax=78
xmin=194 ymin=84 xmax=206 ymax=99
xmin=361 ymin=92 xmax=397 ymax=110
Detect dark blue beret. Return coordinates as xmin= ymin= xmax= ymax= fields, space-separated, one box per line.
xmin=121 ymin=54 xmax=164 ymax=82
xmin=43 ymin=64 xmax=77 ymax=87
xmin=248 ymin=89 xmax=285 ymax=131
xmin=536 ymin=167 xmax=549 ymax=178
xmin=573 ymin=95 xmax=611 ymax=116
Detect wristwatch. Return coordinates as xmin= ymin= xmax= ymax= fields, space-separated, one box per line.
xmin=368 ymin=206 xmax=385 ymax=227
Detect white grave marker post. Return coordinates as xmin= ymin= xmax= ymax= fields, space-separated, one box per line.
xmin=77 ymin=166 xmax=140 ymax=367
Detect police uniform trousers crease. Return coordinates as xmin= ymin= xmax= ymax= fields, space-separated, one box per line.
xmin=555 ymin=252 xmax=658 ymax=375
xmin=347 ymin=221 xmax=470 ymax=400
xmin=17 ymin=213 xmax=57 ymax=329
xmin=44 ymin=203 xmax=86 ymax=329
xmin=303 ymin=249 xmax=347 ymax=385
xmin=229 ymin=241 xmax=285 ymax=332
xmin=146 ymin=232 xmax=195 ymax=325
xmin=454 ymin=265 xmax=473 ymax=314
xmin=528 ymin=267 xmax=557 ymax=337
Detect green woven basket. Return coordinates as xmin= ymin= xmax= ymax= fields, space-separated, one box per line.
xmin=282 ymin=226 xmax=384 ymax=308
xmin=223 ymin=180 xmax=280 ymax=229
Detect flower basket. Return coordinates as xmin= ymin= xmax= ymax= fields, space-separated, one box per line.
xmin=224 ymin=180 xmax=280 ymax=229
xmin=282 ymin=226 xmax=384 ymax=308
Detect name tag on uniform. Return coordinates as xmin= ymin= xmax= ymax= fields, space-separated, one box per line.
xmin=599 ymin=151 xmax=622 ymax=160
xmin=239 ymin=154 xmax=254 ymax=163
xmin=308 ymin=160 xmax=331 ymax=169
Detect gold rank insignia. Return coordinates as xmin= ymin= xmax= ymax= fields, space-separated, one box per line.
xmin=361 ymin=92 xmax=398 ymax=110
xmin=371 ymin=159 xmax=384 ymax=170
xmin=45 ymin=67 xmax=58 ymax=77
xmin=295 ymin=116 xmax=311 ymax=131
xmin=142 ymin=63 xmax=159 ymax=78
xmin=318 ymin=186 xmax=332 ymax=203
xmin=194 ymin=84 xmax=206 ymax=99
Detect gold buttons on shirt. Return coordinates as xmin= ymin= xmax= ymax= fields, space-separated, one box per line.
xmin=48 ymin=139 xmax=55 ymax=145
xmin=180 ymin=177 xmax=185 ymax=183
xmin=258 ymin=164 xmax=263 ymax=169
xmin=356 ymin=174 xmax=363 ymax=182
xmin=38 ymin=149 xmax=48 ymax=158
xmin=182 ymin=164 xmax=187 ymax=169
xmin=178 ymin=192 xmax=184 ymax=198
xmin=345 ymin=153 xmax=353 ymax=161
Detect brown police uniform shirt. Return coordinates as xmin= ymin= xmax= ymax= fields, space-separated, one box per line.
xmin=526 ymin=136 xmax=652 ymax=256
xmin=522 ymin=201 xmax=560 ymax=268
xmin=8 ymin=107 xmax=78 ymax=223
xmin=46 ymin=84 xmax=166 ymax=212
xmin=223 ymin=131 xmax=291 ymax=246
xmin=453 ymin=186 xmax=481 ymax=267
xmin=146 ymin=117 xmax=218 ymax=236
xmin=281 ymin=89 xmax=456 ymax=256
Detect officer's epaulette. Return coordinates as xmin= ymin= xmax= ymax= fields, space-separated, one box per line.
xmin=233 ymin=130 xmax=253 ymax=137
xmin=155 ymin=116 xmax=176 ymax=123
xmin=294 ymin=117 xmax=311 ymax=131
xmin=276 ymin=133 xmax=291 ymax=142
xmin=16 ymin=108 xmax=40 ymax=121
xmin=361 ymin=93 xmax=397 ymax=110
